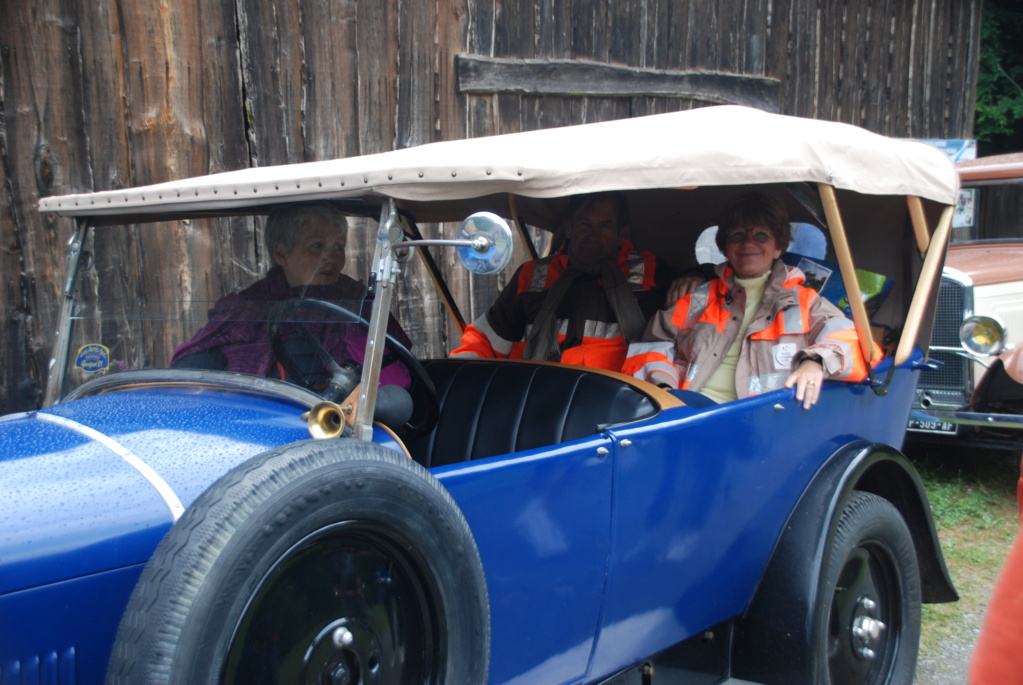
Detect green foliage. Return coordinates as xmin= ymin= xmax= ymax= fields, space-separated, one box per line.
xmin=976 ymin=0 xmax=1023 ymax=153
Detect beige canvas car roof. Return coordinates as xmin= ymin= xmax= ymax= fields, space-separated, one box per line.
xmin=39 ymin=105 xmax=959 ymax=219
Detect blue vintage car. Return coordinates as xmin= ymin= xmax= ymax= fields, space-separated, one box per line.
xmin=4 ymin=106 xmax=961 ymax=684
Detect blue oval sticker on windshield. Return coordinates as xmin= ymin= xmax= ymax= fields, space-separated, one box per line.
xmin=76 ymin=344 xmax=110 ymax=372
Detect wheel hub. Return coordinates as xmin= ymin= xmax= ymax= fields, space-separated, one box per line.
xmin=329 ymin=663 xmax=351 ymax=685
xmin=303 ymin=618 xmax=383 ymax=685
xmin=850 ymin=596 xmax=886 ymax=660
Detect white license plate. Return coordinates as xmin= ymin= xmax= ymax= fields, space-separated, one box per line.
xmin=907 ymin=419 xmax=958 ymax=434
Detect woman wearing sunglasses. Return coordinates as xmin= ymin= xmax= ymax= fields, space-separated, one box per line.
xmin=623 ymin=191 xmax=880 ymax=409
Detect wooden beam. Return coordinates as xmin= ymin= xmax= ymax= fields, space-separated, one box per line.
xmin=456 ymin=55 xmax=782 ymax=112
xmin=907 ymin=195 xmax=931 ymax=253
xmin=895 ymin=205 xmax=954 ymax=367
xmin=818 ymin=184 xmax=876 ymax=365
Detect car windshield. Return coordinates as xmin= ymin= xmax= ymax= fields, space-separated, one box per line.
xmin=952 ymin=180 xmax=1023 ymax=243
xmin=59 ymin=218 xmax=383 ymax=396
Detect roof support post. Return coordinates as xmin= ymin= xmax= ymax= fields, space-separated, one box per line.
xmin=817 ymin=184 xmax=876 ymax=364
xmin=507 ymin=194 xmax=539 ymax=261
xmin=44 ymin=219 xmax=91 ymax=407
xmin=353 ymin=200 xmax=403 ymax=440
xmin=895 ymin=203 xmax=954 ymax=366
xmin=907 ymin=196 xmax=932 ymax=253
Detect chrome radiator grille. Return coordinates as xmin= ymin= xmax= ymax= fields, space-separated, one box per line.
xmin=920 ymin=278 xmax=970 ymax=394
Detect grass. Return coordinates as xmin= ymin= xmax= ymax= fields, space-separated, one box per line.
xmin=905 ymin=441 xmax=1020 ymax=660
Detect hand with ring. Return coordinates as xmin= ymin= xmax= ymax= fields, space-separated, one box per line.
xmin=785 ymin=358 xmax=825 ymax=409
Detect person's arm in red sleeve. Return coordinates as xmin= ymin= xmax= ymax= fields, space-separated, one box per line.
xmin=970 ymin=529 xmax=1023 ymax=684
xmin=450 ymin=264 xmax=532 ymax=359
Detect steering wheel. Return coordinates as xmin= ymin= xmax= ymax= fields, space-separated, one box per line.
xmin=267 ymin=298 xmax=439 ymax=440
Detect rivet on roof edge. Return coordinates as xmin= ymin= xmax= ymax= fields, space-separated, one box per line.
xmin=451 ymin=171 xmax=457 ymax=177
xmin=517 ymin=170 xmax=523 ymax=176
xmin=418 ymin=171 xmax=424 ymax=178
xmin=486 ymin=169 xmax=492 ymax=175
xmin=387 ymin=174 xmax=393 ymax=180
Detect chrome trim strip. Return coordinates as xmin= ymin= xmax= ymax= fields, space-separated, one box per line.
xmin=34 ymin=412 xmax=186 ymax=521
xmin=942 ymin=266 xmax=974 ymax=289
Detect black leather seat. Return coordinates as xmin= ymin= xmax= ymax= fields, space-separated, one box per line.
xmin=407 ymin=359 xmax=660 ymax=468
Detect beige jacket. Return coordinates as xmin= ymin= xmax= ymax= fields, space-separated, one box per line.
xmin=623 ymin=261 xmax=879 ymax=398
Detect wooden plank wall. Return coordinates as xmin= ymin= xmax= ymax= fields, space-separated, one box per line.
xmin=0 ymin=0 xmax=982 ymax=412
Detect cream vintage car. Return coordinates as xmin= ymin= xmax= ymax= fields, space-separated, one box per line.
xmin=908 ymin=152 xmax=1023 ymax=454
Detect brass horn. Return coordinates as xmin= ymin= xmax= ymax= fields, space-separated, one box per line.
xmin=301 ymin=401 xmax=351 ymax=439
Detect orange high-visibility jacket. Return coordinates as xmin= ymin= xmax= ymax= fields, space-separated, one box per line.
xmin=623 ymin=260 xmax=881 ymax=396
xmin=970 ymin=528 xmax=1023 ymax=684
xmin=451 ymin=241 xmax=668 ymax=372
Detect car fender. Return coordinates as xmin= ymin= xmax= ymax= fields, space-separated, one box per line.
xmin=972 ymin=345 xmax=1023 ymax=408
xmin=0 ymin=384 xmax=404 ymax=595
xmin=731 ymin=441 xmax=956 ymax=684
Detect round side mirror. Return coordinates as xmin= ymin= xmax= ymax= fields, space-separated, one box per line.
xmin=456 ymin=212 xmax=514 ymax=275
xmin=960 ymin=315 xmax=1007 ymax=357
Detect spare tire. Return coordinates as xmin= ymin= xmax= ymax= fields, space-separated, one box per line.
xmin=106 ymin=439 xmax=489 ymax=684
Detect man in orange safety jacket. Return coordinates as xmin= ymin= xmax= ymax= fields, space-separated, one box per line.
xmin=450 ymin=192 xmax=681 ymax=372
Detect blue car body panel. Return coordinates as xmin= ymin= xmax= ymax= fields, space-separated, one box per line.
xmin=0 ymin=388 xmax=313 ymax=596
xmin=0 ymin=566 xmax=144 ymax=682
xmin=436 ymin=436 xmax=616 ymax=684
xmin=430 ymin=359 xmax=920 ymax=684
xmin=0 ymin=414 xmax=171 ymax=596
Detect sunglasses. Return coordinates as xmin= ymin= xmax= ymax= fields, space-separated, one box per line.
xmin=725 ymin=228 xmax=774 ymax=244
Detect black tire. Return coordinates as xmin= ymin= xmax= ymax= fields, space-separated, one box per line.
xmin=106 ymin=440 xmax=489 ymax=684
xmin=816 ymin=491 xmax=921 ymax=685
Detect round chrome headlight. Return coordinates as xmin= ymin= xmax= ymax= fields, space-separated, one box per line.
xmin=959 ymin=315 xmax=1007 ymax=357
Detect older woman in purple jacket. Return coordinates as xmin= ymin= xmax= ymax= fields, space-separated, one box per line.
xmin=171 ymin=203 xmax=410 ymax=389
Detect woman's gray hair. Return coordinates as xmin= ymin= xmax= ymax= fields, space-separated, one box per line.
xmin=265 ymin=202 xmax=348 ymax=261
